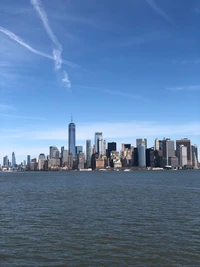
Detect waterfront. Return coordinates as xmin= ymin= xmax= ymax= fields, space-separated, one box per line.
xmin=1 ymin=171 xmax=200 ymax=266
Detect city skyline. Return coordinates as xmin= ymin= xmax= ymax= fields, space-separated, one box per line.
xmin=0 ymin=0 xmax=200 ymax=163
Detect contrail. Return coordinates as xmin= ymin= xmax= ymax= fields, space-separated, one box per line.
xmin=0 ymin=26 xmax=78 ymax=68
xmin=30 ymin=0 xmax=62 ymax=69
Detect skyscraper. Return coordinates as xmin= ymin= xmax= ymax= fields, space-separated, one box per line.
xmin=94 ymin=132 xmax=102 ymax=152
xmin=136 ymin=138 xmax=147 ymax=149
xmin=179 ymin=145 xmax=187 ymax=167
xmin=86 ymin=140 xmax=92 ymax=168
xmin=155 ymin=139 xmax=159 ymax=151
xmin=75 ymin=146 xmax=83 ymax=155
xmin=146 ymin=147 xmax=155 ymax=167
xmin=162 ymin=138 xmax=175 ymax=166
xmin=12 ymin=152 xmax=16 ymax=168
xmin=98 ymin=137 xmax=103 ymax=155
xmin=176 ymin=138 xmax=192 ymax=165
xmin=192 ymin=145 xmax=198 ymax=167
xmin=107 ymin=142 xmax=117 ymax=158
xmin=3 ymin=156 xmax=8 ymax=167
xmin=103 ymin=140 xmax=106 ymax=155
xmin=27 ymin=155 xmax=31 ymax=165
xmin=138 ymin=144 xmax=146 ymax=167
xmin=68 ymin=117 xmax=76 ymax=157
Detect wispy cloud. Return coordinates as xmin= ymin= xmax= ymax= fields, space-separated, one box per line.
xmin=146 ymin=0 xmax=174 ymax=24
xmin=62 ymin=71 xmax=71 ymax=89
xmin=0 ymin=104 xmax=16 ymax=111
xmin=30 ymin=0 xmax=62 ymax=70
xmin=75 ymin=86 xmax=145 ymax=100
xmin=0 ymin=26 xmax=77 ymax=68
xmin=0 ymin=114 xmax=45 ymax=120
xmin=167 ymin=85 xmax=200 ymax=91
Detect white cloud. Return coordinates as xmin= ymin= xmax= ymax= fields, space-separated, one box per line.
xmin=62 ymin=71 xmax=71 ymax=89
xmin=167 ymin=85 xmax=200 ymax=91
xmin=146 ymin=0 xmax=174 ymax=24
xmin=0 ymin=104 xmax=16 ymax=111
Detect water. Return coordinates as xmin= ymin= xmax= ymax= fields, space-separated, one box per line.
xmin=1 ymin=170 xmax=200 ymax=266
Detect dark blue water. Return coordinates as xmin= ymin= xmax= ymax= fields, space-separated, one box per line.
xmin=1 ymin=171 xmax=200 ymax=266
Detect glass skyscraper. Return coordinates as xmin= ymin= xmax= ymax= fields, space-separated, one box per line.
xmin=68 ymin=119 xmax=76 ymax=157
xmin=12 ymin=152 xmax=16 ymax=168
xmin=86 ymin=140 xmax=92 ymax=168
xmin=94 ymin=132 xmax=102 ymax=153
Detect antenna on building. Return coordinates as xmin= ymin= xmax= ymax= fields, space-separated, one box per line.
xmin=71 ymin=113 xmax=73 ymax=123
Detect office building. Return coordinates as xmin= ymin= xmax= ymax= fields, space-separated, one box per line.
xmin=162 ymin=138 xmax=175 ymax=166
xmin=23 ymin=160 xmax=26 ymax=167
xmin=98 ymin=137 xmax=103 ymax=155
xmin=68 ymin=118 xmax=76 ymax=157
xmin=138 ymin=144 xmax=146 ymax=167
xmin=103 ymin=140 xmax=106 ymax=155
xmin=75 ymin=146 xmax=83 ymax=155
xmin=61 ymin=146 xmax=64 ymax=158
xmin=136 ymin=138 xmax=147 ymax=149
xmin=78 ymin=152 xmax=85 ymax=169
xmin=146 ymin=147 xmax=155 ymax=167
xmin=38 ymin=153 xmax=45 ymax=160
xmin=27 ymin=155 xmax=31 ymax=165
xmin=38 ymin=159 xmax=45 ymax=170
xmin=3 ymin=156 xmax=8 ymax=167
xmin=192 ymin=145 xmax=198 ymax=168
xmin=49 ymin=146 xmax=59 ymax=159
xmin=107 ymin=142 xmax=117 ymax=158
xmin=12 ymin=152 xmax=16 ymax=168
xmin=179 ymin=145 xmax=187 ymax=167
xmin=95 ymin=132 xmax=102 ymax=152
xmin=86 ymin=140 xmax=92 ymax=168
xmin=155 ymin=139 xmax=159 ymax=151
xmin=168 ymin=156 xmax=179 ymax=167
xmin=176 ymin=138 xmax=192 ymax=165
xmin=132 ymin=148 xmax=138 ymax=167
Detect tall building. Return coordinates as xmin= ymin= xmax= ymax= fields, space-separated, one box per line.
xmin=98 ymin=137 xmax=103 ymax=155
xmin=155 ymin=139 xmax=159 ymax=151
xmin=75 ymin=146 xmax=83 ymax=155
xmin=132 ymin=148 xmax=138 ymax=167
xmin=3 ymin=155 xmax=8 ymax=167
xmin=179 ymin=145 xmax=187 ymax=167
xmin=103 ymin=140 xmax=106 ymax=155
xmin=61 ymin=146 xmax=64 ymax=158
xmin=176 ymin=138 xmax=192 ymax=165
xmin=138 ymin=144 xmax=146 ymax=167
xmin=23 ymin=160 xmax=26 ymax=167
xmin=68 ymin=118 xmax=76 ymax=157
xmin=146 ymin=147 xmax=155 ymax=167
xmin=78 ymin=152 xmax=85 ymax=169
xmin=192 ymin=145 xmax=198 ymax=167
xmin=12 ymin=152 xmax=16 ymax=168
xmin=95 ymin=132 xmax=102 ymax=152
xmin=107 ymin=142 xmax=117 ymax=158
xmin=38 ymin=153 xmax=45 ymax=160
xmin=49 ymin=146 xmax=59 ymax=159
xmin=27 ymin=155 xmax=31 ymax=165
xmin=163 ymin=138 xmax=175 ymax=166
xmin=86 ymin=140 xmax=92 ymax=168
xmin=136 ymin=138 xmax=147 ymax=149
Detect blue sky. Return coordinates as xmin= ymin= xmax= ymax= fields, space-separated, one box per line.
xmin=0 ymin=0 xmax=200 ymax=163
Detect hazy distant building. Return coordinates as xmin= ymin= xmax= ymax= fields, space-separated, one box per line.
xmin=68 ymin=118 xmax=76 ymax=157
xmin=3 ymin=156 xmax=8 ymax=167
xmin=98 ymin=137 xmax=103 ymax=155
xmin=49 ymin=146 xmax=59 ymax=159
xmin=103 ymin=140 xmax=106 ymax=155
xmin=146 ymin=147 xmax=155 ymax=167
xmin=176 ymin=139 xmax=192 ymax=165
xmin=76 ymin=146 xmax=83 ymax=155
xmin=179 ymin=145 xmax=187 ymax=167
xmin=136 ymin=138 xmax=147 ymax=149
xmin=38 ymin=159 xmax=45 ymax=170
xmin=155 ymin=139 xmax=159 ymax=151
xmin=12 ymin=152 xmax=16 ymax=168
xmin=23 ymin=160 xmax=26 ymax=167
xmin=38 ymin=153 xmax=45 ymax=160
xmin=86 ymin=140 xmax=92 ymax=168
xmin=61 ymin=146 xmax=64 ymax=158
xmin=163 ymin=138 xmax=175 ymax=166
xmin=95 ymin=132 xmax=102 ymax=153
xmin=27 ymin=155 xmax=31 ymax=165
xmin=107 ymin=142 xmax=117 ymax=158
xmin=192 ymin=145 xmax=198 ymax=168
xmin=138 ymin=144 xmax=146 ymax=167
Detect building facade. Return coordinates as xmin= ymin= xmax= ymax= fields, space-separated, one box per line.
xmin=68 ymin=120 xmax=76 ymax=157
xmin=94 ymin=132 xmax=102 ymax=153
xmin=176 ymin=138 xmax=192 ymax=165
xmin=162 ymin=138 xmax=175 ymax=166
xmin=12 ymin=152 xmax=16 ymax=168
xmin=138 ymin=144 xmax=146 ymax=167
xmin=86 ymin=140 xmax=92 ymax=168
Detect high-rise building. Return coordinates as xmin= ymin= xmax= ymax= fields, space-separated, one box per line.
xmin=95 ymin=132 xmax=102 ymax=152
xmin=75 ymin=146 xmax=83 ymax=155
xmin=176 ymin=138 xmax=192 ymax=165
xmin=155 ymin=139 xmax=159 ymax=151
xmin=107 ymin=142 xmax=117 ymax=158
xmin=86 ymin=140 xmax=92 ymax=168
xmin=3 ymin=156 xmax=8 ymax=167
xmin=61 ymin=146 xmax=64 ymax=158
xmin=68 ymin=118 xmax=76 ymax=157
xmin=38 ymin=153 xmax=45 ymax=160
xmin=162 ymin=138 xmax=175 ymax=166
xmin=98 ymin=137 xmax=103 ymax=155
xmin=12 ymin=152 xmax=16 ymax=168
xmin=146 ymin=147 xmax=155 ymax=167
xmin=78 ymin=152 xmax=85 ymax=169
xmin=132 ymin=148 xmax=138 ymax=167
xmin=49 ymin=146 xmax=59 ymax=159
xmin=192 ymin=145 xmax=198 ymax=167
xmin=23 ymin=160 xmax=26 ymax=167
xmin=27 ymin=155 xmax=31 ymax=165
xmin=138 ymin=144 xmax=146 ymax=167
xmin=179 ymin=145 xmax=187 ymax=167
xmin=136 ymin=139 xmax=147 ymax=149
xmin=103 ymin=140 xmax=106 ymax=155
